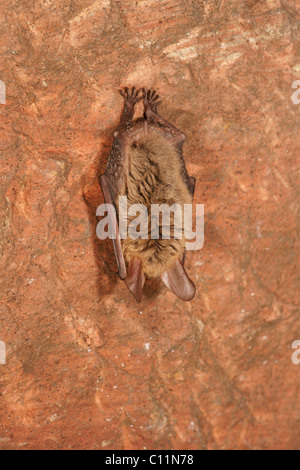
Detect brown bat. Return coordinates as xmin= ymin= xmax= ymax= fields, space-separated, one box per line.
xmin=99 ymin=87 xmax=196 ymax=303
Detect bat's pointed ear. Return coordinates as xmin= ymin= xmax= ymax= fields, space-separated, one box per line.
xmin=125 ymin=258 xmax=145 ymax=303
xmin=161 ymin=259 xmax=196 ymax=301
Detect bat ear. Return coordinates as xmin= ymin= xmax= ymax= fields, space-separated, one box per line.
xmin=125 ymin=258 xmax=145 ymax=303
xmin=161 ymin=259 xmax=196 ymax=301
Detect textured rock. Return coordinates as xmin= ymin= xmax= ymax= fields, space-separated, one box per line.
xmin=0 ymin=0 xmax=300 ymax=450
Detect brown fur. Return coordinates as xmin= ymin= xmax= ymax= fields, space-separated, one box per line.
xmin=117 ymin=128 xmax=192 ymax=278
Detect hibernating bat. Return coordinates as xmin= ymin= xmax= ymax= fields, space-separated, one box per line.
xmin=99 ymin=87 xmax=196 ymax=303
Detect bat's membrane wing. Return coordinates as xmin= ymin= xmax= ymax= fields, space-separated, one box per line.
xmin=161 ymin=259 xmax=196 ymax=301
xmin=182 ymin=176 xmax=196 ymax=267
xmin=125 ymin=257 xmax=145 ymax=303
xmin=99 ymin=174 xmax=127 ymax=280
xmin=188 ymin=176 xmax=196 ymax=198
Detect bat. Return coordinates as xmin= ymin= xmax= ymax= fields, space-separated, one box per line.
xmin=99 ymin=87 xmax=196 ymax=303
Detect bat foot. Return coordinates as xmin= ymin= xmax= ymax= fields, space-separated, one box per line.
xmin=142 ymin=88 xmax=162 ymax=115
xmin=119 ymin=87 xmax=143 ymax=106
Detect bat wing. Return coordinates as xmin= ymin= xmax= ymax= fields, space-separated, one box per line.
xmin=188 ymin=176 xmax=196 ymax=198
xmin=161 ymin=259 xmax=196 ymax=301
xmin=125 ymin=257 xmax=145 ymax=303
xmin=99 ymin=174 xmax=127 ymax=280
xmin=182 ymin=176 xmax=196 ymax=267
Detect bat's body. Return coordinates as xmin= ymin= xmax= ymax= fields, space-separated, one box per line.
xmin=99 ymin=88 xmax=196 ymax=303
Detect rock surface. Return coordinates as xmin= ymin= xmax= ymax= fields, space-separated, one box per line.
xmin=0 ymin=0 xmax=300 ymax=450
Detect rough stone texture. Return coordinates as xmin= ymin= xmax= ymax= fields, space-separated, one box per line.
xmin=0 ymin=0 xmax=300 ymax=450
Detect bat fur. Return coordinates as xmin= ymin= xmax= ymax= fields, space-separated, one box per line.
xmin=118 ymin=131 xmax=192 ymax=278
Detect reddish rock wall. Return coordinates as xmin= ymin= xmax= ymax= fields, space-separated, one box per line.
xmin=0 ymin=0 xmax=299 ymax=450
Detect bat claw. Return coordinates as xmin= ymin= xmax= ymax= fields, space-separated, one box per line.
xmin=119 ymin=86 xmax=161 ymax=111
xmin=119 ymin=86 xmax=143 ymax=106
xmin=143 ymin=88 xmax=162 ymax=113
